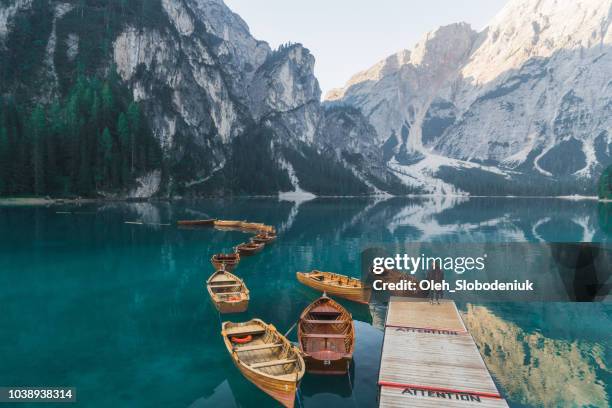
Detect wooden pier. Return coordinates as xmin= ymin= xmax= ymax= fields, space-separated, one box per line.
xmin=378 ymin=297 xmax=508 ymax=407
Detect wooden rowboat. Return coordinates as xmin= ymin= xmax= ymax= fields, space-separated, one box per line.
xmin=236 ymin=242 xmax=264 ymax=256
xmin=296 ymin=270 xmax=371 ymax=304
xmin=261 ymin=225 xmax=276 ymax=234
xmin=222 ymin=319 xmax=305 ymax=408
xmin=214 ymin=220 xmax=244 ymax=228
xmin=211 ymin=253 xmax=241 ymax=272
xmin=207 ymin=270 xmax=249 ymax=313
xmin=250 ymin=233 xmax=276 ymax=244
xmin=298 ymin=294 xmax=354 ymax=375
xmin=239 ymin=221 xmax=267 ymax=231
xmin=177 ymin=219 xmax=216 ymax=226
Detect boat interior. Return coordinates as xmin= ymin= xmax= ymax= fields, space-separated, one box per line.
xmin=214 ymin=254 xmax=239 ymax=262
xmin=309 ymin=271 xmax=363 ymax=288
xmin=209 ymin=273 xmax=245 ymax=300
xmin=227 ymin=323 xmax=302 ymax=380
xmin=300 ymin=303 xmax=352 ymax=360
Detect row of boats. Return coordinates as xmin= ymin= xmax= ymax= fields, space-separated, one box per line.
xmin=221 ymin=294 xmax=355 ymax=408
xmin=186 ymin=218 xmax=371 ymax=408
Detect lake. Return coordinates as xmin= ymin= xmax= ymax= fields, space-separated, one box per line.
xmin=0 ymin=197 xmax=610 ymax=407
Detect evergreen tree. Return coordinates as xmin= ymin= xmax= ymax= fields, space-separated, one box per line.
xmin=599 ymin=165 xmax=612 ymax=200
xmin=30 ymin=105 xmax=46 ymax=195
xmin=0 ymin=126 xmax=8 ymax=194
xmin=127 ymin=102 xmax=140 ymax=173
xmin=98 ymin=127 xmax=113 ymax=186
xmin=0 ymin=74 xmax=161 ymax=197
xmin=117 ymin=112 xmax=130 ymax=185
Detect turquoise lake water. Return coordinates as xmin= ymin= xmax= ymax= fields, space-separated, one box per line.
xmin=0 ymin=197 xmax=610 ymax=407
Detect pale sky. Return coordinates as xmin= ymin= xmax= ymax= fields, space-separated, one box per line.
xmin=224 ymin=0 xmax=509 ymax=96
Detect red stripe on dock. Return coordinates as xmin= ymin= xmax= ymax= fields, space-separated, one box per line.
xmin=378 ymin=381 xmax=503 ymax=399
xmin=385 ymin=324 xmax=468 ymax=334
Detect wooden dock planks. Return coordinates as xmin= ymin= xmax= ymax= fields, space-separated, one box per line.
xmin=380 ymin=386 xmax=509 ymax=408
xmin=378 ymin=297 xmax=508 ymax=407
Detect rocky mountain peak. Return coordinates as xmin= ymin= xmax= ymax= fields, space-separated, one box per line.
xmin=325 ymin=23 xmax=477 ymax=102
xmin=322 ymin=0 xmax=612 ymax=195
xmin=462 ymin=0 xmax=612 ymax=85
xmin=409 ymin=22 xmax=477 ymax=67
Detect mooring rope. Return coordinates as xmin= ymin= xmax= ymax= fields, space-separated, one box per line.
xmin=296 ymin=387 xmax=304 ymax=408
xmin=216 ymin=309 xmax=223 ymax=329
xmin=283 ymin=321 xmax=297 ymax=338
xmin=347 ymin=364 xmax=358 ymax=407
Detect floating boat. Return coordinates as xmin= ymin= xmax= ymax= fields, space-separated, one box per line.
xmin=298 ymin=294 xmax=354 ymax=375
xmin=214 ymin=220 xmax=244 ymax=228
xmin=261 ymin=225 xmax=276 ymax=234
xmin=211 ymin=253 xmax=241 ymax=272
xmin=250 ymin=233 xmax=276 ymax=244
xmin=207 ymin=270 xmax=249 ymax=313
xmin=240 ymin=221 xmax=267 ymax=231
xmin=221 ymin=319 xmax=305 ymax=408
xmin=236 ymin=242 xmax=264 ymax=256
xmin=296 ymin=270 xmax=371 ymax=304
xmin=176 ymin=219 xmax=216 ymax=226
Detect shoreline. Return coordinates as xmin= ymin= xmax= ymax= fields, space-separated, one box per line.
xmin=0 ymin=194 xmax=608 ymax=206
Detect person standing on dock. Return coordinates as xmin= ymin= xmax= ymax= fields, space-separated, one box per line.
xmin=427 ymin=265 xmax=444 ymax=304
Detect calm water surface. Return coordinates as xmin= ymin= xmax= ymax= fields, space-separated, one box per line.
xmin=0 ymin=197 xmax=610 ymax=407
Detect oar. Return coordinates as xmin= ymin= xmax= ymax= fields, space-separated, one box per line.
xmin=124 ymin=221 xmax=171 ymax=226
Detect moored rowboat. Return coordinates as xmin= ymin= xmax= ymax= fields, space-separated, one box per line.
xmin=236 ymin=242 xmax=264 ymax=256
xmin=222 ymin=319 xmax=305 ymax=408
xmin=177 ymin=219 xmax=216 ymax=226
xmin=239 ymin=221 xmax=267 ymax=231
xmin=214 ymin=220 xmax=244 ymax=228
xmin=211 ymin=253 xmax=241 ymax=272
xmin=260 ymin=225 xmax=276 ymax=234
xmin=298 ymin=294 xmax=354 ymax=375
xmin=296 ymin=270 xmax=371 ymax=304
xmin=250 ymin=233 xmax=276 ymax=244
xmin=207 ymin=270 xmax=249 ymax=313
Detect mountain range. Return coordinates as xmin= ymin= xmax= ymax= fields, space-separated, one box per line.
xmin=0 ymin=0 xmax=610 ymax=197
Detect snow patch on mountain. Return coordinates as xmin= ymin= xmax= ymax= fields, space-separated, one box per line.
xmin=0 ymin=0 xmax=32 ymax=43
xmin=278 ymin=158 xmax=316 ymax=201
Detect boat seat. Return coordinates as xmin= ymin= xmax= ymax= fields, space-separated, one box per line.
xmin=301 ymin=333 xmax=346 ymax=339
xmin=310 ymin=305 xmax=341 ymax=315
xmin=210 ymin=283 xmax=241 ymax=288
xmin=302 ymin=319 xmax=348 ymax=324
xmin=216 ymin=291 xmax=243 ymax=295
xmin=211 ymin=279 xmax=238 ymax=284
xmin=308 ymin=350 xmax=344 ymax=360
xmin=226 ymin=327 xmax=266 ymax=336
xmin=250 ymin=359 xmax=296 ymax=369
xmin=235 ymin=343 xmax=283 ymax=352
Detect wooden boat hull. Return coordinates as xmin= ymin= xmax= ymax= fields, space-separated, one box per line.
xmin=303 ymin=355 xmax=351 ymax=375
xmin=251 ymin=234 xmax=276 ymax=244
xmin=236 ymin=243 xmax=264 ymax=256
xmin=296 ymin=272 xmax=371 ymax=304
xmin=222 ymin=319 xmax=304 ymax=408
xmin=214 ymin=220 xmax=244 ymax=228
xmin=298 ymin=296 xmax=354 ymax=376
xmin=177 ymin=219 xmax=215 ymax=226
xmin=231 ymin=357 xmax=298 ymax=408
xmin=207 ymin=270 xmax=249 ymax=314
xmin=213 ymin=298 xmax=248 ymax=314
xmin=239 ymin=222 xmax=267 ymax=230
